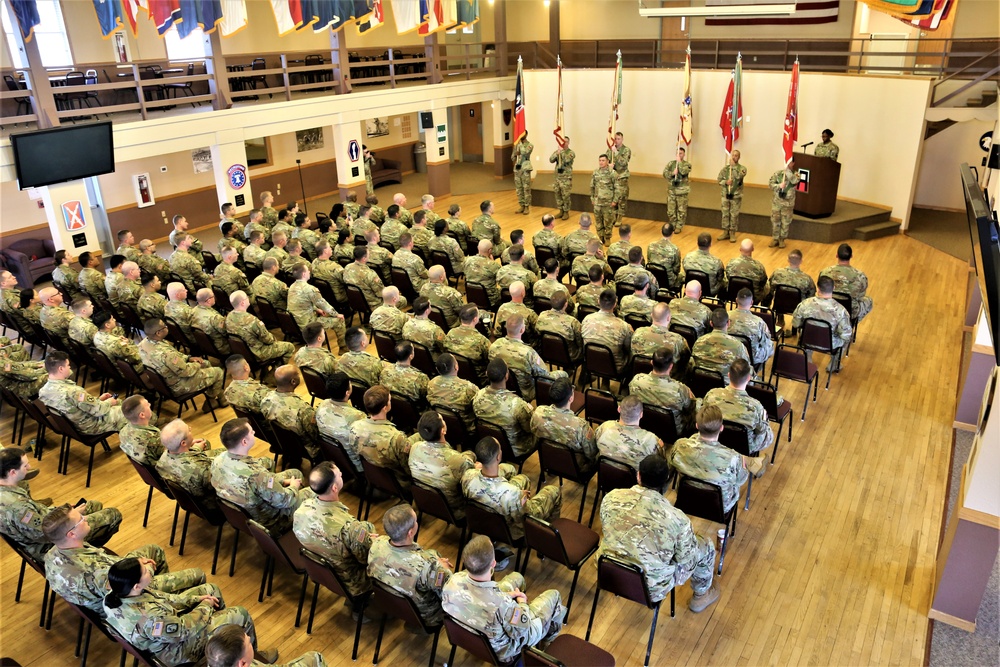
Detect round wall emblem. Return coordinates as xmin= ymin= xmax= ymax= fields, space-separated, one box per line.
xmin=227 ymin=164 xmax=247 ymax=190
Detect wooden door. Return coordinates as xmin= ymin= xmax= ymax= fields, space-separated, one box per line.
xmin=460 ymin=103 xmax=483 ymax=162
xmin=914 ymin=7 xmax=956 ymax=69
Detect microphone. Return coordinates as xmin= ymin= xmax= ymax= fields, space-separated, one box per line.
xmin=801 ymin=141 xmax=814 ymax=149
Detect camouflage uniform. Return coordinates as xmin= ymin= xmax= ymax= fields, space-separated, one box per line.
xmin=293 ymin=345 xmax=341 ymax=380
xmin=213 ymin=263 xmax=249 ymax=295
xmin=536 ymin=309 xmax=584 ymax=363
xmin=211 ymin=452 xmax=304 ymax=534
xmin=53 ymin=265 xmax=85 ymax=300
xmin=496 ymin=263 xmax=537 ymax=305
xmin=119 ymin=423 xmax=163 ymax=467
xmin=338 ymin=351 xmax=385 ymax=388
xmin=669 ymin=435 xmax=748 ymax=513
xmin=769 ymin=266 xmax=816 ymax=301
xmin=366 ymin=244 xmax=394 ymax=284
xmin=218 ymin=236 xmax=247 ymax=258
xmin=157 ymin=447 xmax=220 ymax=511
xmin=616 ymin=264 xmax=659 ymax=298
xmin=190 ymin=305 xmax=230 ymax=356
xmin=410 ymin=226 xmax=434 ymax=254
xmin=68 ymin=316 xmax=99 ymax=346
xmin=819 ymin=265 xmax=873 ymax=322
xmin=631 ymin=325 xmax=690 ymax=379
xmin=513 ymin=139 xmax=534 ymax=210
xmin=0 ymin=486 xmax=121 ymax=561
xmin=443 ymin=327 xmax=491 ymax=383
xmin=343 ymin=203 xmax=361 ymax=222
xmin=647 ymin=238 xmax=683 ymax=291
xmin=45 ymin=543 xmax=205 ymax=614
xmin=729 ymin=310 xmax=773 ymax=366
xmin=574 ymin=283 xmax=609 ymax=310
xmin=629 ymin=372 xmax=696 ymax=436
xmin=315 ymin=400 xmax=367 ymax=472
xmin=137 ymin=292 xmax=167 ymax=322
xmin=606 ymin=239 xmax=632 ymax=265
xmin=168 ymin=230 xmax=204 ymax=260
xmin=589 ymin=165 xmax=619 ymax=244
xmin=0 ymin=337 xmax=28 ymax=361
xmin=333 ymin=242 xmax=356 ymax=265
xmin=351 ymin=217 xmax=378 ymax=241
xmin=39 ymin=378 xmax=127 ymax=434
xmin=663 ymin=159 xmax=692 ymax=230
xmin=561 ymin=228 xmax=598 ymax=263
xmin=533 ymin=278 xmax=575 ymax=315
xmin=398 ymin=208 xmax=414 ymax=228
xmin=244 ymin=220 xmax=269 ymax=244
xmin=472 ymin=387 xmax=535 ymax=457
xmin=392 ymin=249 xmax=429 ymax=291
xmin=94 ymin=330 xmax=144 ymax=373
xmin=447 ymin=216 xmax=471 ymax=252
xmin=606 ymin=144 xmax=631 ymax=223
xmin=493 ymin=302 xmax=538 ymax=347
xmin=224 ymin=378 xmax=270 ymax=415
xmin=726 ymin=255 xmax=770 ymax=304
xmin=427 ymin=234 xmax=466 ymax=276
xmin=225 ymin=311 xmax=294 ymax=365
xmin=243 ymin=244 xmax=266 ymax=270
xmin=295 ymin=229 xmax=319 ymax=258
xmin=343 ymin=262 xmax=385 ymax=310
xmin=293 ymin=496 xmax=376 ymax=596
xmin=250 ymin=273 xmax=288 ymax=310
xmin=78 ymin=267 xmax=106 ymax=301
xmin=814 ymin=141 xmax=839 ymax=160
xmin=261 ymin=390 xmax=320 ymax=459
xmin=441 ymin=571 xmax=564 ymax=663
xmin=164 ymin=300 xmax=196 ymax=340
xmin=471 ymin=214 xmax=508 ymax=258
xmin=791 ymin=296 xmax=853 ymax=349
xmin=703 ymin=386 xmax=773 ymax=454
xmin=261 ymin=206 xmax=279 ymax=228
xmin=0 ymin=359 xmax=46 ymax=400
xmin=106 ymin=272 xmax=126 ymax=303
xmin=380 ymin=219 xmax=408 ymax=251
xmin=40 ymin=304 xmax=73 ymax=347
xmin=104 ymin=583 xmax=257 ymax=667
xmin=427 ymin=375 xmax=480 ymax=433
xmin=598 ymin=485 xmax=715 ymax=602
xmin=619 ymin=294 xmax=655 ymax=323
xmin=114 ymin=278 xmax=143 ymax=310
xmin=351 ymin=418 xmax=411 ymax=485
xmin=287 ymin=281 xmax=346 ymax=352
xmin=369 ymin=536 xmax=453 ymax=624
xmin=581 ymin=311 xmax=632 ymax=371
xmin=690 ymin=331 xmax=751 ymax=381
xmin=530 ymin=405 xmax=597 ymax=471
xmin=370 ymin=305 xmax=408 ymax=338
xmin=409 ymin=440 xmax=477 ymax=518
xmin=718 ymin=162 xmax=748 ymax=236
xmin=369 ymin=205 xmax=386 ymax=226
xmin=768 ymin=167 xmax=801 ymax=243
xmin=311 ymin=259 xmax=348 ymax=304
xmin=549 ymin=147 xmax=575 ymax=216
xmin=380 ymin=363 xmax=429 ymax=404
xmin=265 ymin=246 xmax=290 ymax=269
xmin=169 ymin=250 xmax=212 ymax=292
xmin=668 ymin=296 xmax=712 ymax=336
xmin=682 ymin=249 xmax=726 ymax=296
xmin=463 ymin=255 xmax=501 ymax=307
xmin=571 ymin=254 xmax=610 ymax=285
xmin=139 ymin=253 xmax=172 ymax=284
xmin=402 ymin=317 xmax=446 ymax=356
xmin=594 ymin=421 xmax=665 ymax=471
xmin=532 ymin=229 xmax=564 ymax=260
xmin=489 ymin=337 xmax=566 ymax=403
xmin=461 ymin=468 xmax=560 ymax=541
xmin=419 ymin=282 xmax=464 ymax=330
xmin=139 ymin=339 xmax=224 ymax=398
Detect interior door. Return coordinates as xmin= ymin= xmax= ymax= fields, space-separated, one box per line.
xmin=460 ymin=103 xmax=483 ymax=163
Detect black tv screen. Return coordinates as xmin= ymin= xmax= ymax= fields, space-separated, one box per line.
xmin=960 ymin=163 xmax=1000 ymax=364
xmin=11 ymin=121 xmax=115 ymax=189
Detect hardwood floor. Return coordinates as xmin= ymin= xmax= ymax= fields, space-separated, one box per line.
xmin=0 ymin=190 xmax=966 ymax=666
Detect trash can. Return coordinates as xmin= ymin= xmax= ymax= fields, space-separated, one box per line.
xmin=414 ymin=142 xmax=427 ymax=173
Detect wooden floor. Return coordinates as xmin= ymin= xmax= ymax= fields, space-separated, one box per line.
xmin=0 ymin=190 xmax=966 ymax=667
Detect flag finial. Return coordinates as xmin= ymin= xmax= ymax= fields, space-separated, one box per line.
xmin=616 ymin=49 xmax=622 ymax=57
xmin=517 ymin=55 xmax=523 ymax=63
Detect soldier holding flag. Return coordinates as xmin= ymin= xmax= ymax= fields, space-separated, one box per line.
xmin=512 ymin=56 xmax=533 ymax=215
xmin=550 ymin=57 xmax=574 ymax=220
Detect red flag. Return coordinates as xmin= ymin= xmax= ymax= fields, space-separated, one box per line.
xmin=719 ymin=57 xmax=743 ymax=154
xmin=553 ymin=56 xmax=566 ymax=148
xmin=513 ymin=56 xmax=526 ymax=143
xmin=720 ymin=78 xmax=735 ymax=153
xmin=782 ymin=60 xmax=800 ymax=165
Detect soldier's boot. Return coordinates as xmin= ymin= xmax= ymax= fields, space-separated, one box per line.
xmin=729 ymin=231 xmax=738 ymax=243
xmin=516 ymin=205 xmax=525 ymax=214
xmin=689 ymin=583 xmax=720 ymax=613
xmin=560 ymin=210 xmax=569 ymax=220
xmin=778 ymin=239 xmax=786 ymax=249
xmin=746 ymin=455 xmax=767 ymax=479
xmin=523 ymin=206 xmax=530 ymax=216
xmin=768 ymin=239 xmax=779 ymax=248
xmin=256 ymin=648 xmax=279 ymax=664
xmin=717 ymin=230 xmax=730 ymax=241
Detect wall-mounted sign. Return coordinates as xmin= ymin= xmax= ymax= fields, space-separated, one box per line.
xmin=61 ymin=200 xmax=86 ymax=231
xmin=227 ymin=164 xmax=247 ymax=190
xmin=348 ymin=139 xmax=361 ymax=162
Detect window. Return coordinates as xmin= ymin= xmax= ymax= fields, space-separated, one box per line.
xmin=1 ymin=0 xmax=72 ymax=69
xmin=163 ymin=25 xmax=208 ymax=61
xmin=245 ymin=137 xmax=271 ymax=168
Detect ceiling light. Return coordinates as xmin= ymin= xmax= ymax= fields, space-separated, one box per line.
xmin=638 ymin=3 xmax=796 ymax=18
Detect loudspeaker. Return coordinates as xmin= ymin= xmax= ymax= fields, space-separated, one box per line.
xmin=420 ymin=112 xmax=434 ymax=131
xmin=988 ymin=143 xmax=1000 ymax=170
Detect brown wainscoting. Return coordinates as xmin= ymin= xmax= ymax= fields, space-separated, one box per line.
xmin=106 ymin=187 xmax=219 ymax=244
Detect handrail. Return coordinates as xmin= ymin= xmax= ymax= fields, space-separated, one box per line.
xmin=932 ymin=65 xmax=1000 ymax=107
xmin=933 ymin=46 xmax=1000 ymax=86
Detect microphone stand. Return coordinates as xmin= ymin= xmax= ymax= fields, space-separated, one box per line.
xmin=296 ymin=159 xmax=307 ymax=215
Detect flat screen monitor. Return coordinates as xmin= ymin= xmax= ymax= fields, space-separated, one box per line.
xmin=10 ymin=121 xmax=115 ymax=189
xmin=960 ymin=163 xmax=1000 ymax=364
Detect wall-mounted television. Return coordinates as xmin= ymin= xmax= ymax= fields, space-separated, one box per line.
xmin=961 ymin=163 xmax=1000 ymax=365
xmin=10 ymin=121 xmax=115 ymax=190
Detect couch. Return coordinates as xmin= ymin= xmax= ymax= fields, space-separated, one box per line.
xmin=370 ymin=158 xmax=402 ymax=188
xmin=2 ymin=238 xmax=56 ymax=288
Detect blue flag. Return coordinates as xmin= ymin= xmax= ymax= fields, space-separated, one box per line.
xmin=11 ymin=0 xmax=40 ymax=40
xmin=92 ymin=0 xmax=124 ymax=37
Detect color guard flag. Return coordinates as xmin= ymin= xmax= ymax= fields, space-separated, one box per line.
xmin=553 ymin=56 xmax=566 ymax=148
xmin=513 ymin=55 xmax=526 ymax=144
xmin=782 ymin=59 xmax=799 ymax=165
xmin=678 ymin=45 xmax=693 ymax=146
xmin=719 ymin=53 xmax=743 ymax=154
xmin=607 ymin=49 xmax=622 ymax=150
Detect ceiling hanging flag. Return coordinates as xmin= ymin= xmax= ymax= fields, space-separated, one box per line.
xmin=553 ymin=56 xmax=566 ymax=148
xmin=148 ymin=0 xmax=181 ymax=35
xmin=10 ymin=0 xmax=41 ymax=40
xmin=218 ymin=0 xmax=247 ymax=35
xmin=782 ymin=58 xmax=799 ymax=165
xmin=92 ymin=0 xmax=125 ymax=38
xmin=390 ymin=0 xmax=422 ymax=33
xmin=270 ymin=0 xmax=297 ymax=34
xmin=513 ymin=55 xmax=526 ymax=143
xmin=356 ymin=0 xmax=384 ymax=33
xmin=607 ymin=49 xmax=622 ymax=150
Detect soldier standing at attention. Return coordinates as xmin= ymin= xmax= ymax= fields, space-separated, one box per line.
xmin=605 ymin=131 xmax=631 ymax=225
xmin=814 ymin=129 xmax=839 ymax=161
xmin=717 ymin=149 xmax=746 ymax=242
xmin=549 ymin=136 xmax=575 ymax=220
xmin=664 ymin=146 xmax=693 ymax=232
xmin=513 ymin=132 xmax=534 ymax=215
xmin=363 ymin=145 xmax=376 ymax=196
xmin=590 ymin=155 xmax=619 ymax=246
xmin=768 ymin=159 xmax=800 ymax=248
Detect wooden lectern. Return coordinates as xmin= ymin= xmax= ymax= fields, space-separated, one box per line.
xmin=793 ymin=152 xmax=841 ymax=218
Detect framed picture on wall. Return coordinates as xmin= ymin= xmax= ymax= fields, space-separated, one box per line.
xmin=296 ymin=128 xmax=324 ymax=152
xmin=366 ymin=117 xmax=389 ymax=138
xmin=133 ymin=173 xmax=154 ymax=208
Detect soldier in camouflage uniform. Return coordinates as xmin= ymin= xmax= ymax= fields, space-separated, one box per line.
xmin=0 ymin=272 xmax=19 ymax=313
xmin=105 ymin=256 xmax=127 ymax=304
xmin=532 ymin=214 xmax=567 ymax=272
xmin=496 ymin=245 xmax=537 ymax=306
xmin=442 ymin=535 xmax=565 ymax=662
xmin=819 ymin=243 xmax=873 ymax=323
xmin=367 ymin=194 xmax=385 ymax=226
xmin=598 ymin=455 xmax=719 ymax=612
xmin=370 ymin=287 xmax=408 ymax=338
xmin=445 ymin=204 xmax=471 ymax=252
xmin=393 ymin=233 xmax=429 ymax=291
xmin=534 ymin=259 xmax=575 ymax=316
xmin=42 ymin=504 xmax=205 ymax=615
xmin=768 ymin=161 xmax=801 ymax=248
xmin=581 ymin=289 xmax=633 ymax=373
xmin=264 ymin=231 xmax=290 ymax=268
xmin=402 ymin=297 xmax=446 ymax=356
xmin=769 ymin=249 xmax=816 ymax=323
xmin=629 ymin=348 xmax=697 ymax=436
xmin=443 ymin=305 xmax=491 ymax=385
xmin=462 ymin=436 xmax=560 ymax=541
xmin=293 ymin=323 xmax=342 ymax=382
xmin=157 ymin=420 xmax=220 ymax=512
xmin=223 ymin=356 xmax=270 ymax=415
xmin=606 ymin=224 xmax=634 ymax=266
xmin=168 ymin=215 xmax=205 ymax=262
xmin=473 ymin=359 xmax=536 ymax=457
xmin=606 ymin=132 xmax=631 ymax=225
xmin=227 ymin=291 xmax=294 ymax=366
xmin=427 ymin=355 xmax=480 ymax=435
xmin=136 ymin=240 xmax=171 ymax=284
xmin=339 ymin=327 xmax=386 ymax=388
xmin=690 ymin=308 xmax=751 ymax=381
xmin=164 ymin=282 xmax=197 ymax=341
xmin=471 ymin=201 xmax=508 ymax=258
xmin=726 ymin=239 xmax=770 ymax=305
xmin=212 ymin=417 xmax=305 ymax=535
xmin=170 ymin=235 xmax=213 ymax=292
xmin=351 ymin=386 xmax=412 ymax=487
xmin=243 ymin=231 xmax=267 ymax=269
xmin=119 ymin=396 xmax=165 ymax=466
xmin=39 ymin=287 xmax=74 ymax=348
xmin=703 ymin=359 xmax=773 ymax=454
xmin=214 ymin=247 xmax=249 ymax=295
xmin=571 ymin=239 xmax=612 ymax=286
xmin=632 ymin=303 xmax=690 ymax=379
xmin=662 ymin=146 xmax=693 ymax=231
xmin=428 ymin=220 xmax=466 ymax=277
xmin=190 ymin=289 xmax=230 ymax=356
xmin=501 ymin=232 xmax=540 ymax=274
xmin=594 ymin=396 xmax=666 ymax=471
xmin=288 ymin=263 xmax=346 ymax=353
xmin=550 ymin=137 xmax=575 ymax=219
xmin=574 ymin=265 xmax=613 ymax=311
xmin=619 ymin=275 xmax=656 ymax=327
xmin=648 ymin=223 xmax=683 ymax=290
xmin=316 ymin=373 xmax=367 ymax=474
xmin=1 ymin=447 xmax=122 ymax=561
xmin=51 ymin=252 xmax=85 ymax=301
xmin=381 ymin=341 xmax=430 ymax=405
xmin=536 ymin=291 xmax=583 ymax=365
xmin=39 ymin=352 xmax=127 ymax=434
xmin=419 ymin=266 xmax=464 ymax=330
xmin=730 ymin=290 xmax=773 ymax=368
xmin=489 ymin=315 xmax=566 ymax=402
xmin=208 ymin=625 xmax=326 ymax=667
xmin=364 ymin=228 xmax=394 ymax=285
xmin=311 ymin=241 xmax=348 ymax=306
xmin=669 ymin=281 xmax=712 ymax=337
xmin=464 ymin=240 xmax=501 ymax=307
xmin=409 ymin=211 xmax=435 ymax=254
xmin=250 ymin=258 xmax=288 ymax=310
xmin=243 ymin=208 xmax=269 ymax=246
xmin=589 ymin=156 xmax=619 ymax=245
xmin=493 ymin=282 xmax=538 ymax=347
xmin=344 ymin=192 xmax=361 ymax=221
xmin=139 ymin=321 xmax=226 ymax=406
xmin=137 ymin=274 xmax=166 ymax=322
xmin=513 ymin=133 xmax=534 ymax=214
xmin=261 ymin=366 xmax=321 ymax=459
xmin=815 ymin=129 xmax=839 ymax=161
xmin=294 ymin=462 xmax=376 ymax=597
xmin=408 ymin=411 xmax=479 ymax=516
xmin=93 ymin=311 xmax=144 ymax=373
xmin=68 ymin=298 xmax=100 ymax=346
xmin=350 ymin=208 xmax=378 ymax=243
xmin=219 ymin=222 xmax=247 ymax=258
xmin=369 ymin=503 xmax=453 ymax=624
xmin=77 ymin=252 xmax=106 ymax=302
xmin=333 ymin=229 xmax=355 ymax=264
xmin=717 ymin=150 xmax=747 ymax=241
xmin=380 ymin=206 xmax=408 ymax=251
xmin=670 ymin=406 xmax=765 ymax=513
xmin=260 ymin=191 xmax=279 ymax=229
xmin=683 ymin=233 xmax=727 ymax=297
xmin=343 ymin=247 xmax=388 ymax=310
xmin=114 ymin=262 xmax=143 ymax=310
xmin=0 ymin=356 xmax=46 ymax=400
xmin=791 ymin=275 xmax=853 ymax=370
xmin=530 ymin=379 xmax=597 ymax=472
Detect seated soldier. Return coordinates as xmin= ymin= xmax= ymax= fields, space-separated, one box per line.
xmin=138 ymin=240 xmax=172 ymax=284
xmin=293 ymin=322 xmax=342 ymax=382
xmin=190 ymin=288 xmax=231 ymax=356
xmin=392 ymin=232 xmax=429 ymax=291
xmin=598 ymin=455 xmax=720 ymax=613
xmin=315 ymin=372 xmax=367 ymax=475
xmin=533 ymin=258 xmax=576 ymax=316
xmin=443 ymin=304 xmax=490 ymax=385
xmin=615 ymin=245 xmax=659 ymax=299
xmin=213 ymin=245 xmax=249 ymax=294
xmin=791 ymin=275 xmax=853 ymax=372
xmin=67 ymin=297 xmax=99 ymax=346
xmin=530 ymin=378 xmax=598 ymax=472
xmin=607 ymin=224 xmax=634 ymax=265
xmin=39 ymin=351 xmax=127 ymax=434
xmin=104 ymin=255 xmax=126 ymax=304
xmin=164 ymin=282 xmax=197 ymax=341
xmin=244 ymin=230 xmax=268 ymax=271
xmin=250 ymin=258 xmax=288 ymax=311
xmin=1 ymin=447 xmax=122 ymax=561
xmin=93 ymin=310 xmax=144 ymax=374
xmin=536 ymin=291 xmax=584 ymax=366
xmin=441 ymin=535 xmax=565 ymax=663
xmin=618 ymin=273 xmax=655 ymax=324
xmin=118 ymin=395 xmax=165 ymax=466
xmin=39 ymin=287 xmax=73 ymax=349
xmin=76 ymin=251 xmax=106 ymax=302
xmin=464 ymin=240 xmax=501 ymax=308
xmin=402 ymin=296 xmax=446 ymax=356
xmin=343 ymin=246 xmax=387 ymax=310
xmin=287 ymin=262 xmax=347 ymax=354
xmin=226 ymin=291 xmax=294 ymax=366
xmin=115 ymin=261 xmax=143 ymax=311
xmin=380 ymin=341 xmax=430 ymax=406
xmin=369 ymin=286 xmax=408 ymax=339
xmin=311 ymin=240 xmax=348 ymax=307
xmin=426 ymin=353 xmax=478 ymax=435
xmin=629 ymin=347 xmax=696 ymax=436
xmin=0 ymin=353 xmax=46 ymax=401
xmin=818 ymin=242 xmax=873 ymax=324
xmin=473 ymin=359 xmax=536 ymax=458
xmin=632 ymin=302 xmax=691 ymax=380
xmin=42 ymin=504 xmax=205 ymax=615
xmin=339 ymin=326 xmax=386 ymax=388
xmin=726 ymin=239 xmax=770 ymax=305
xmin=500 ymin=230 xmax=539 ymax=274
xmin=139 ymin=319 xmax=227 ymax=411
xmin=729 ymin=288 xmax=774 ymax=369
xmin=211 ymin=417 xmax=305 ymax=535
xmin=581 ymin=288 xmax=633 ymax=375
xmin=368 ymin=503 xmax=454 ymax=625
xmin=350 ymin=385 xmax=412 ymax=487
xmin=136 ymin=274 xmax=166 ymax=322
xmin=427 ymin=219 xmax=466 ymax=277
xmin=571 ymin=238 xmax=612 ymax=286
xmin=703 ymin=359 xmax=774 ymax=455
xmin=496 ymin=244 xmax=537 ymax=307
xmin=408 ymin=410 xmax=478 ymax=518
xmin=669 ymin=281 xmax=713 ymax=337
xmin=682 ymin=233 xmax=727 ymax=297
xmin=260 ymin=365 xmax=321 ymax=460
xmin=170 ymin=233 xmax=214 ymax=292
xmin=364 ymin=229 xmax=393 ymax=286
xmin=575 ymin=264 xmax=613 ymax=311
xmin=294 ymin=462 xmax=377 ymax=606
xmin=222 ymin=355 xmax=269 ymax=415
xmin=419 ymin=265 xmax=464 ymax=330
xmin=489 ymin=314 xmax=566 ymax=402
xmin=157 ymin=419 xmax=220 ymax=512
xmin=690 ymin=308 xmax=752 ymax=381
xmin=205 ymin=619 xmax=327 ymax=667
xmin=461 ymin=436 xmax=561 ymax=542
xmin=51 ymin=251 xmax=84 ymax=300
xmin=594 ymin=396 xmax=665 ymax=470
xmin=493 ymin=281 xmax=538 ymax=346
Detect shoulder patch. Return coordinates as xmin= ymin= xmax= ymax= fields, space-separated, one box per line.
xmin=152 ymin=621 xmax=163 ymax=637
xmin=509 ymin=606 xmax=523 ymax=625
xmin=20 ymin=510 xmax=34 ymax=524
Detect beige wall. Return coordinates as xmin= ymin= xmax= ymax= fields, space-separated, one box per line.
xmin=0 ymin=21 xmax=14 ymax=69
xmin=914 ymin=118 xmax=995 ymax=210
xmin=561 ymin=0 xmax=660 ymax=40
xmin=507 ymin=0 xmax=549 ymax=42
xmin=482 ymin=100 xmax=496 ymax=163
xmin=0 ymin=180 xmax=49 ymax=233
xmin=97 ymin=150 xmax=214 ymax=211
xmin=62 ymin=0 xmax=117 ymax=64
xmin=952 ymin=0 xmax=1000 ymax=38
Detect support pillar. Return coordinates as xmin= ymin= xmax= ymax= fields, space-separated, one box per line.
xmin=332 ymin=121 xmax=367 ymax=200
xmin=492 ymin=99 xmax=514 ymax=178
xmin=211 ymin=133 xmax=254 ymax=215
xmin=8 ymin=21 xmax=59 ymax=127
xmin=40 ymin=181 xmax=102 ymax=254
xmin=424 ymin=108 xmax=451 ymax=198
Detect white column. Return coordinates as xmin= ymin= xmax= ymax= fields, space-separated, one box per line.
xmin=210 ymin=132 xmax=254 ymax=215
xmin=332 ymin=121 xmax=367 ymax=199
xmin=424 ymin=107 xmax=452 ymax=197
xmin=40 ymin=181 xmax=101 ymax=254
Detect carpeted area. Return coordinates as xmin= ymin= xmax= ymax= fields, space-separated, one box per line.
xmin=906 ymin=207 xmax=973 ymax=262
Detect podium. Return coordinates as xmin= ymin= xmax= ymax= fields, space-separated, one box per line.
xmin=793 ymin=152 xmax=841 ymax=218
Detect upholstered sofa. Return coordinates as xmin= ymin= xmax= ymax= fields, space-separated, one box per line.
xmin=2 ymin=238 xmax=56 ymax=288
xmin=370 ymin=158 xmax=402 ymax=187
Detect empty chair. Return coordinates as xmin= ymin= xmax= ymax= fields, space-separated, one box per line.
xmin=536 ymin=439 xmax=596 ymax=523
xmin=746 ymin=380 xmax=792 ymax=463
xmin=583 ymin=343 xmax=622 ymax=388
xmin=684 ymin=268 xmax=712 ymax=298
xmin=464 ymin=282 xmax=493 ymax=312
xmin=217 ymin=498 xmax=253 ymax=577
xmin=539 ymin=332 xmax=579 ymax=377
xmin=390 ymin=267 xmax=419 ymax=303
xmin=124 ymin=454 xmax=179 ymax=537
xmin=639 ymin=404 xmax=681 ymax=445
xmin=144 ymin=367 xmax=218 ymax=422
xmin=522 ymin=515 xmax=599 ymax=620
xmin=163 ymin=480 xmax=226 ymax=575
xmin=768 ymin=344 xmax=819 ymax=421
xmin=387 ymin=391 xmax=421 ymax=435
xmin=411 ymin=480 xmax=467 ymax=564
xmin=771 ymin=285 xmax=803 ymax=322
xmin=45 ymin=407 xmax=115 ymax=488
xmin=245 ymin=519 xmax=309 ymax=617
xmin=359 ymin=457 xmax=409 ymax=520
xmin=583 ymin=387 xmax=618 ymax=428
xmin=686 ymin=367 xmax=725 ymax=399
xmin=588 ymin=457 xmax=637 ymax=528
xmin=372 ymin=329 xmax=397 ymax=362
xmin=300 ymin=367 xmax=329 ymax=404
xmin=523 ymin=635 xmax=616 ymax=667
xmin=300 ymin=547 xmax=371 ymax=659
